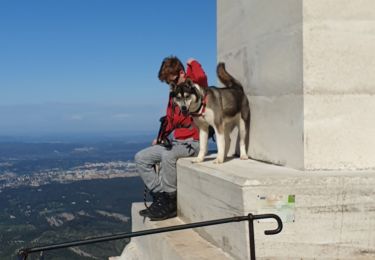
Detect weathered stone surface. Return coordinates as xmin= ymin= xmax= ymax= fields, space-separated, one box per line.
xmin=178 ymin=157 xmax=375 ymax=259
xmin=218 ymin=0 xmax=375 ymax=170
xmin=115 ymin=203 xmax=233 ymax=260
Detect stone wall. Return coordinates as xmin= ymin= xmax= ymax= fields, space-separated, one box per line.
xmin=218 ymin=0 xmax=375 ymax=170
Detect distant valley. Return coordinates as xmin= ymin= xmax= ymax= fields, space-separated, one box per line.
xmin=0 ymin=138 xmax=149 ymax=259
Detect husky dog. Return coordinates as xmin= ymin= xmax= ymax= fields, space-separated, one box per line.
xmin=170 ymin=63 xmax=250 ymax=163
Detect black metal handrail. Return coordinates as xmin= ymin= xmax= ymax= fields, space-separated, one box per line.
xmin=18 ymin=213 xmax=282 ymax=260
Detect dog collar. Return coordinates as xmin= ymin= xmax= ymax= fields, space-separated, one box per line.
xmin=190 ymin=94 xmax=207 ymax=117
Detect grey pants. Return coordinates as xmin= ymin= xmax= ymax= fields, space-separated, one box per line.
xmin=135 ymin=139 xmax=199 ymax=193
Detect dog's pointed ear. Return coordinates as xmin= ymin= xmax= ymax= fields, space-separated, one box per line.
xmin=185 ymin=78 xmax=194 ymax=87
xmin=169 ymin=82 xmax=177 ymax=92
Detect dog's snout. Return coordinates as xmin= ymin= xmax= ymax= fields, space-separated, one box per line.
xmin=181 ymin=106 xmax=189 ymax=115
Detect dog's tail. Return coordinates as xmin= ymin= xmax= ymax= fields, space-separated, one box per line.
xmin=217 ymin=62 xmax=244 ymax=91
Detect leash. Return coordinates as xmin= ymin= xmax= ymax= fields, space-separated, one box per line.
xmin=143 ymin=164 xmax=160 ymax=211
xmin=143 ymin=186 xmax=150 ymax=211
xmin=183 ymin=143 xmax=195 ymax=154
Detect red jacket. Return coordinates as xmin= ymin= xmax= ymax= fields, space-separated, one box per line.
xmin=163 ymin=60 xmax=208 ymax=141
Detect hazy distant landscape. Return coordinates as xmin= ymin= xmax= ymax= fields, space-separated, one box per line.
xmin=0 ymin=135 xmax=151 ymax=259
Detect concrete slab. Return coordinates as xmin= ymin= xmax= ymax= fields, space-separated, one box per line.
xmin=115 ymin=203 xmax=234 ymax=260
xmin=177 ymin=156 xmax=375 ymax=259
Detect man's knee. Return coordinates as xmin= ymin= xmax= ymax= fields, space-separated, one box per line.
xmin=135 ymin=149 xmax=147 ymax=164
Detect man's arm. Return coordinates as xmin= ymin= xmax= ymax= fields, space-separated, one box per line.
xmin=186 ymin=59 xmax=208 ymax=88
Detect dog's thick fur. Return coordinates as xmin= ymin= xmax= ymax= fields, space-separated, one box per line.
xmin=170 ymin=63 xmax=250 ymax=163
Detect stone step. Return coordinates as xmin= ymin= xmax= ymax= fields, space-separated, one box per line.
xmin=177 ymin=156 xmax=375 ymax=259
xmin=113 ymin=203 xmax=234 ymax=260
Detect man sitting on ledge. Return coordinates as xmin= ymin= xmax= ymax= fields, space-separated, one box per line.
xmin=135 ymin=56 xmax=208 ymax=221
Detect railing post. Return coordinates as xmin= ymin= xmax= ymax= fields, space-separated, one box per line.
xmin=247 ymin=213 xmax=256 ymax=260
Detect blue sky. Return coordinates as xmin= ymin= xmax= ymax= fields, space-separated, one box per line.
xmin=0 ymin=1 xmax=216 ymax=136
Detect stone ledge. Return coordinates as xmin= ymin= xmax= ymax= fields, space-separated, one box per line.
xmin=114 ymin=203 xmax=234 ymax=260
xmin=177 ymin=156 xmax=375 ymax=259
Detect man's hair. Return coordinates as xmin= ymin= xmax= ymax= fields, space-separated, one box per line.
xmin=158 ymin=56 xmax=185 ymax=82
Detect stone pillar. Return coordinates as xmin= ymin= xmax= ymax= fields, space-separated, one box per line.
xmin=218 ymin=0 xmax=375 ymax=170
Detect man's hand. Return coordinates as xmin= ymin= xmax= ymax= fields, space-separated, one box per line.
xmin=187 ymin=58 xmax=196 ymax=65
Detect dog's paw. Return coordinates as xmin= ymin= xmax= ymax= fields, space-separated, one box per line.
xmin=240 ymin=154 xmax=249 ymax=160
xmin=213 ymin=158 xmax=224 ymax=164
xmin=192 ymin=157 xmax=204 ymax=163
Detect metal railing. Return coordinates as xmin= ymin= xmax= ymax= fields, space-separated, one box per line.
xmin=18 ymin=213 xmax=282 ymax=260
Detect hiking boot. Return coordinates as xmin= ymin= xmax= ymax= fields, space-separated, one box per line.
xmin=139 ymin=192 xmax=160 ymax=217
xmin=148 ymin=192 xmax=177 ymax=221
